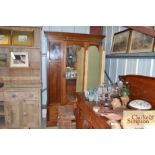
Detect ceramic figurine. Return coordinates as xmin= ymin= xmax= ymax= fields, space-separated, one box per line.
xmin=111 ymin=98 xmax=122 ymax=109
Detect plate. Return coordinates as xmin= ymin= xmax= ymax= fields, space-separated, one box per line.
xmin=128 ymin=99 xmax=152 ymax=110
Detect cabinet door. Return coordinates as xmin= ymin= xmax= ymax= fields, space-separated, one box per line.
xmin=5 ymin=100 xmax=40 ymax=129
xmin=5 ymin=101 xmax=22 ymax=129
xmin=47 ymin=41 xmax=63 ymax=105
xmin=22 ymin=100 xmax=40 ymax=129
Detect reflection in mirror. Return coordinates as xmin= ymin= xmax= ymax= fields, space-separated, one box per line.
xmin=66 ymin=45 xmax=84 ymax=100
xmin=66 ymin=45 xmax=83 ymax=80
xmin=66 ymin=45 xmax=81 ymax=68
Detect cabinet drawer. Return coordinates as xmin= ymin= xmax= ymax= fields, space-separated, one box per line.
xmin=4 ymin=91 xmax=39 ymax=101
xmin=0 ymin=92 xmax=4 ymax=101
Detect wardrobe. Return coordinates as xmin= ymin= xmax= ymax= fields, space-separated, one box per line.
xmin=45 ymin=32 xmax=105 ymax=126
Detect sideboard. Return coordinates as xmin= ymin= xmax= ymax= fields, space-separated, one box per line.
xmin=76 ymin=75 xmax=155 ymax=129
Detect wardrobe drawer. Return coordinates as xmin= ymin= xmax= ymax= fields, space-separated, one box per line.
xmin=4 ymin=91 xmax=39 ymax=101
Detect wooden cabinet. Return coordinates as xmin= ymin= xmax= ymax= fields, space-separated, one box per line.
xmin=0 ymin=26 xmax=41 ymax=129
xmin=76 ymin=93 xmax=110 ymax=129
xmin=45 ymin=32 xmax=105 ymax=127
xmin=4 ymin=88 xmax=40 ymax=129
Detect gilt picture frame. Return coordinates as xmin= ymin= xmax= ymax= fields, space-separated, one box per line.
xmin=10 ymin=51 xmax=29 ymax=68
xmin=111 ymin=30 xmax=130 ymax=54
xmin=129 ymin=30 xmax=154 ymax=53
xmin=0 ymin=30 xmax=11 ymax=46
xmin=12 ymin=31 xmax=34 ymax=46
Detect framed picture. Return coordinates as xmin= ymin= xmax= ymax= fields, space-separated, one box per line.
xmin=10 ymin=51 xmax=29 ymax=67
xmin=129 ymin=30 xmax=154 ymax=53
xmin=49 ymin=42 xmax=61 ymax=60
xmin=111 ymin=30 xmax=130 ymax=54
xmin=12 ymin=31 xmax=34 ymax=46
xmin=0 ymin=30 xmax=11 ymax=46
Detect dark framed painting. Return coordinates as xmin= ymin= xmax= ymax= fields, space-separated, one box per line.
xmin=111 ymin=30 xmax=130 ymax=54
xmin=49 ymin=42 xmax=61 ymax=60
xmin=12 ymin=31 xmax=34 ymax=46
xmin=0 ymin=30 xmax=11 ymax=46
xmin=129 ymin=30 xmax=154 ymax=53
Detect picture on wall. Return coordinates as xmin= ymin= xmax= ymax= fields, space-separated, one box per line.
xmin=12 ymin=31 xmax=34 ymax=46
xmin=111 ymin=30 xmax=130 ymax=54
xmin=129 ymin=31 xmax=154 ymax=53
xmin=0 ymin=30 xmax=11 ymax=45
xmin=10 ymin=51 xmax=29 ymax=67
xmin=49 ymin=42 xmax=61 ymax=60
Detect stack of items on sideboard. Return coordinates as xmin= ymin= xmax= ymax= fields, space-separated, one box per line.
xmin=84 ymin=79 xmax=130 ymax=109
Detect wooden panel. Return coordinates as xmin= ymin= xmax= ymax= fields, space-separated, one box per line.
xmin=120 ymin=75 xmax=155 ymax=109
xmin=125 ymin=26 xmax=155 ymax=38
xmin=47 ymin=105 xmax=58 ymax=126
xmin=4 ymin=90 xmax=39 ymax=101
xmin=5 ymin=101 xmax=22 ymax=129
xmin=22 ymin=101 xmax=39 ymax=128
xmin=76 ymin=94 xmax=110 ymax=129
xmin=90 ymin=26 xmax=102 ymax=35
xmin=48 ymin=62 xmax=61 ymax=104
xmin=66 ymin=79 xmax=76 ymax=97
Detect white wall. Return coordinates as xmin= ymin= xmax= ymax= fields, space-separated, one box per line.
xmin=41 ymin=26 xmax=90 ymax=108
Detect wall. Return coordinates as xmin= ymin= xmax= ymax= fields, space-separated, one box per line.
xmin=41 ymin=26 xmax=90 ymax=109
xmin=103 ymin=26 xmax=155 ymax=84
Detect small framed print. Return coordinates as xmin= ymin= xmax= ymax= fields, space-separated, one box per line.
xmin=129 ymin=30 xmax=154 ymax=53
xmin=111 ymin=30 xmax=130 ymax=54
xmin=12 ymin=31 xmax=34 ymax=46
xmin=0 ymin=30 xmax=11 ymax=46
xmin=10 ymin=51 xmax=29 ymax=68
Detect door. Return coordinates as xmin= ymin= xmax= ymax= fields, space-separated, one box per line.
xmin=5 ymin=101 xmax=22 ymax=129
xmin=48 ymin=62 xmax=61 ymax=104
xmin=47 ymin=41 xmax=63 ymax=105
xmin=22 ymin=100 xmax=39 ymax=128
xmin=47 ymin=41 xmax=63 ymax=126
